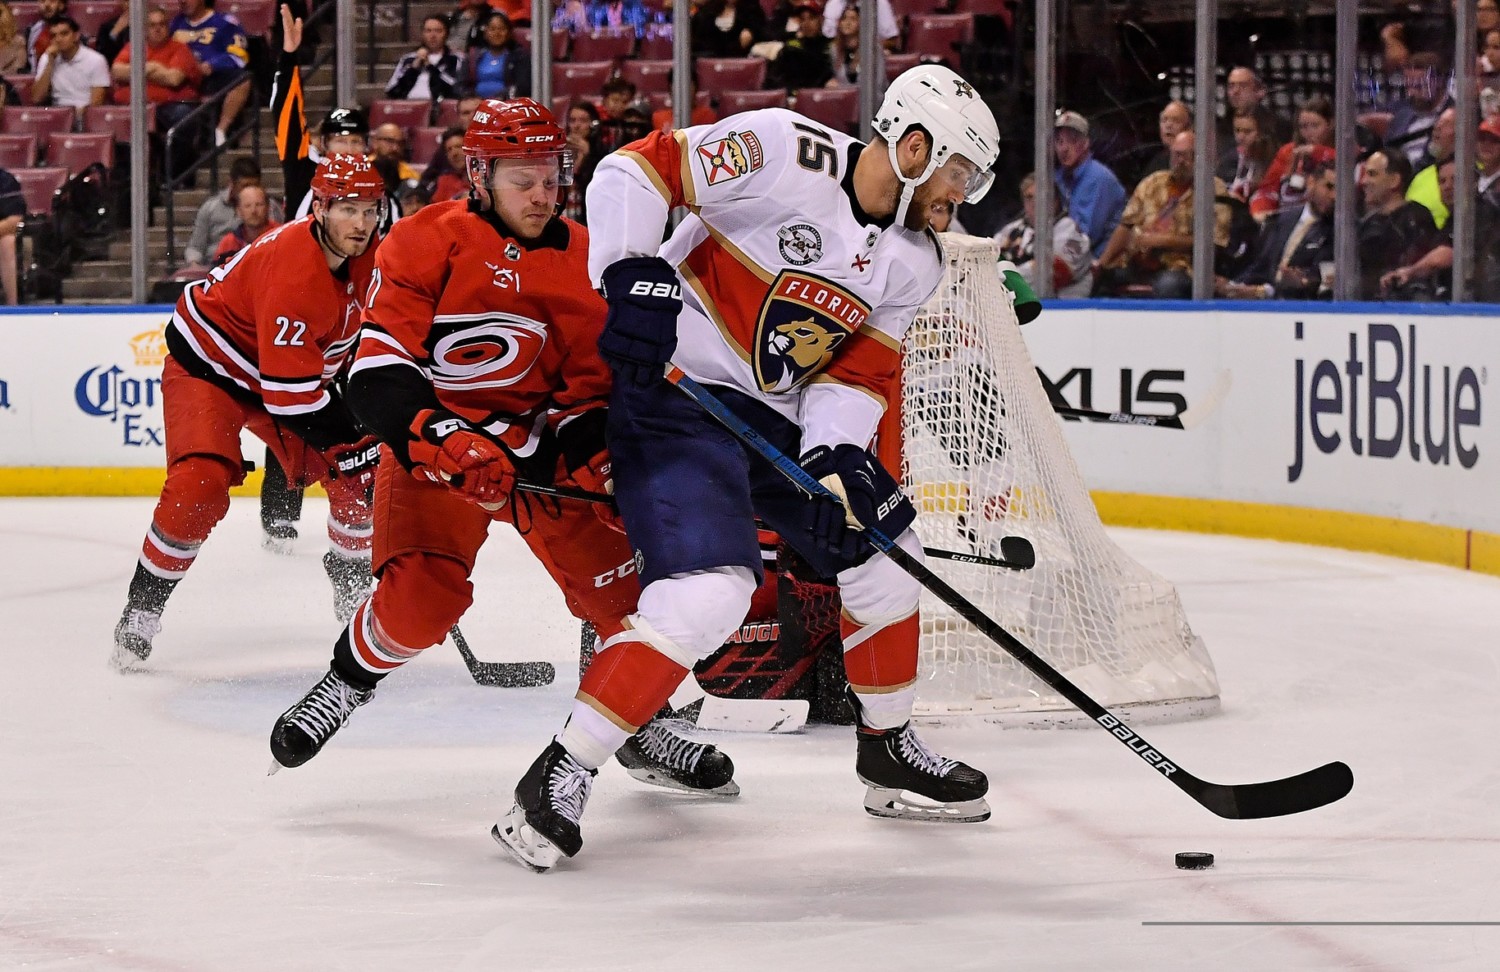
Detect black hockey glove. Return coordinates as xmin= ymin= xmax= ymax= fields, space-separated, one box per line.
xmin=598 ymin=256 xmax=681 ymax=387
xmin=799 ymin=444 xmax=917 ymax=558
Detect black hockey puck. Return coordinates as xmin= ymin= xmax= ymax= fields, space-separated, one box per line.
xmin=1175 ymin=851 xmax=1214 ymax=870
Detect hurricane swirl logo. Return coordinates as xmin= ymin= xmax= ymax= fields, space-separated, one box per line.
xmin=430 ymin=313 xmax=549 ymax=390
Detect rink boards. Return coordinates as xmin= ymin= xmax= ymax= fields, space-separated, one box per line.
xmin=0 ymin=303 xmax=1495 ymax=571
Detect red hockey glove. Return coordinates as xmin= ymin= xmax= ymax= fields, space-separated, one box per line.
xmin=405 ymin=409 xmax=516 ymax=507
xmin=326 ymin=435 xmax=382 ymax=488
xmin=564 ymin=449 xmax=626 ymax=534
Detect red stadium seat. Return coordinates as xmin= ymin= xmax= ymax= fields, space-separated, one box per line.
xmin=0 ymin=133 xmax=36 ymax=168
xmin=949 ymin=0 xmax=1011 ymax=26
xmin=433 ymin=99 xmax=462 ymax=128
xmin=567 ymin=27 xmax=635 ymax=63
xmin=368 ymin=99 xmax=431 ymax=131
xmin=83 ymin=103 xmax=155 ymax=141
xmin=696 ymin=58 xmax=766 ymax=91
xmin=409 ymin=125 xmax=446 ymax=168
xmin=620 ymin=58 xmax=672 ymax=96
xmin=10 ymin=1 xmax=39 ymax=28
xmin=219 ymin=0 xmax=276 ymax=36
xmin=882 ymin=52 xmax=922 ymax=82
xmin=637 ymin=26 xmax=674 ymax=60
xmin=905 ymin=13 xmax=974 ymax=61
xmin=69 ymin=1 xmax=121 ymax=40
xmin=46 ymin=131 xmax=113 ymax=171
xmin=889 ymin=0 xmax=941 ymax=23
xmin=793 ymin=87 xmax=858 ymax=134
xmin=3 ymin=106 xmax=76 ymax=140
xmin=551 ymin=94 xmax=574 ymax=120
xmin=552 ymin=60 xmax=615 ymax=100
xmin=12 ymin=166 xmax=67 ymax=214
xmin=717 ymin=89 xmax=786 ymax=115
xmin=4 ymin=73 xmax=32 ymax=105
xmin=515 ymin=27 xmax=570 ymax=60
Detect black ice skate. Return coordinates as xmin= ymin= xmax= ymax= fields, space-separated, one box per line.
xmin=322 ymin=551 xmax=373 ymax=625
xmin=111 ymin=606 xmax=162 ymax=671
xmin=269 ymin=668 xmax=375 ymax=769
xmin=493 ymin=740 xmax=597 ymax=872
xmin=615 ymin=719 xmax=740 ymax=796
xmin=853 ymin=695 xmax=990 ymax=823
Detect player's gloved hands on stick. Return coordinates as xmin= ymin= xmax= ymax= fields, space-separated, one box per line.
xmin=565 ymin=448 xmax=626 ymax=534
xmin=326 ymin=435 xmax=382 ymax=488
xmin=799 ymin=444 xmax=918 ymax=558
xmin=404 ymin=409 xmax=516 ymax=507
xmin=598 ymin=256 xmax=681 ymax=387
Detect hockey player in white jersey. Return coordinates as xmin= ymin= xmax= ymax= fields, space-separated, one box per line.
xmin=495 ymin=65 xmax=1002 ymax=872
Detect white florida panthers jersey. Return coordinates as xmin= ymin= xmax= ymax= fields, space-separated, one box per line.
xmin=585 ymin=108 xmax=944 ymax=452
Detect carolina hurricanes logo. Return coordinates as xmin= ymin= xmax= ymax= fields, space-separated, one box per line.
xmin=752 ymin=270 xmax=870 ymax=393
xmin=429 ymin=313 xmax=548 ymax=390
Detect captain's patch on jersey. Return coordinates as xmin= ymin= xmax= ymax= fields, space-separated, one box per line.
xmin=696 ymin=130 xmax=765 ymax=187
xmin=752 ymin=270 xmax=870 ymax=392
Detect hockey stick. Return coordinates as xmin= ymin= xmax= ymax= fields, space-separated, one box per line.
xmin=668 ymin=367 xmax=1352 ymax=819
xmin=450 ymin=624 xmax=556 ymax=688
xmin=1052 ymin=370 xmax=1233 ymax=431
xmin=513 ymin=483 xmax=1036 ymax=570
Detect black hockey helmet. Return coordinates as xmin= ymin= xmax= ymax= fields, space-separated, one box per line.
xmin=320 ymin=107 xmax=369 ymax=139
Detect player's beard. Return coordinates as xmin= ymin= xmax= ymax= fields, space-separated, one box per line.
xmin=903 ymin=180 xmax=945 ymax=232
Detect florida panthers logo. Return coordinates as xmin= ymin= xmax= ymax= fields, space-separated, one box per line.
xmin=752 ymin=270 xmax=870 ymax=392
xmin=429 ymin=312 xmax=549 ymax=390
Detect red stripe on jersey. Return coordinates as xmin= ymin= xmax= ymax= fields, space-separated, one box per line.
xmin=816 ymin=328 xmax=901 ymax=406
xmin=681 ymin=233 xmax=772 ymax=360
xmin=616 ymin=129 xmax=690 ymax=208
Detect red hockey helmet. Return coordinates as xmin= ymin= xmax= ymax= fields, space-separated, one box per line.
xmin=462 ymin=98 xmax=573 ymax=204
xmin=311 ymin=153 xmax=387 ymax=207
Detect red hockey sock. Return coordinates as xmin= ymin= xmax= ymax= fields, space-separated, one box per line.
xmin=578 ymin=637 xmax=688 ymax=730
xmin=840 ymin=610 xmax=920 ymax=692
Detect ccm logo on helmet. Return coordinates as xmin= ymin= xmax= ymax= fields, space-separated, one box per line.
xmin=629 ymin=281 xmax=680 ymax=299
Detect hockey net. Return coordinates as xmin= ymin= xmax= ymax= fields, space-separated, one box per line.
xmin=893 ymin=234 xmax=1220 ymax=726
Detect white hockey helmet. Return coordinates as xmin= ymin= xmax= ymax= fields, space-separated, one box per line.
xmin=873 ymin=64 xmax=1000 ymax=224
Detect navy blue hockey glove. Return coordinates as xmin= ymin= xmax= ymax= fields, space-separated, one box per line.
xmin=798 ymin=444 xmax=917 ymax=558
xmin=598 ymin=256 xmax=681 ymax=387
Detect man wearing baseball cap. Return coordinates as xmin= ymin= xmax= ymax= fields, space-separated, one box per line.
xmin=772 ymin=0 xmax=834 ymax=90
xmin=1053 ymin=108 xmax=1127 ymax=263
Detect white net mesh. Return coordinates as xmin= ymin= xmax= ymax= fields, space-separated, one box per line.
xmin=902 ymin=235 xmax=1220 ymax=726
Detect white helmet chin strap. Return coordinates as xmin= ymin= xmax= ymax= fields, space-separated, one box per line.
xmin=887 ymin=136 xmax=941 ymax=226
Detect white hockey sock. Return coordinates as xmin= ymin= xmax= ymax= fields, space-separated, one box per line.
xmin=556 ymin=700 xmax=630 ymax=770
xmin=852 ymin=685 xmax=917 ymax=730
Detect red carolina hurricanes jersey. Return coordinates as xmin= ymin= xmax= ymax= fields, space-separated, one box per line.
xmin=169 ymin=217 xmax=380 ymax=422
xmin=351 ymin=200 xmax=609 ymax=456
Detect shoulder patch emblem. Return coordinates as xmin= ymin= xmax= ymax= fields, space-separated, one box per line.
xmin=776 ymin=223 xmax=823 ymax=266
xmin=696 ymin=130 xmax=765 ymax=187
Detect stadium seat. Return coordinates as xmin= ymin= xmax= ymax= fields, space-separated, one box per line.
xmin=883 ymin=52 xmax=922 ymax=81
xmin=696 ymin=58 xmax=766 ymax=91
xmin=12 ymin=166 xmax=67 ymax=214
xmin=620 ymin=59 xmax=672 ymax=97
xmin=550 ymin=95 xmax=574 ymax=120
xmin=219 ymin=0 xmax=276 ymax=36
xmin=433 ymin=99 xmax=462 ymax=128
xmin=717 ymin=89 xmax=786 ymax=115
xmin=69 ymin=1 xmax=121 ymax=40
xmin=2 ymin=106 xmax=76 ymax=141
xmin=889 ymin=0 xmax=940 ymax=23
xmin=368 ymin=99 xmax=431 ymax=131
xmin=10 ymin=0 xmax=38 ymax=28
xmin=46 ymin=132 xmax=113 ymax=172
xmin=905 ymin=13 xmax=974 ymax=61
xmin=793 ymin=87 xmax=858 ymax=134
xmin=409 ymin=125 xmax=446 ymax=168
xmin=4 ymin=73 xmax=32 ymax=105
xmin=83 ymin=103 xmax=155 ymax=141
xmin=0 ymin=133 xmax=36 ymax=169
xmin=515 ymin=26 xmax=570 ymax=60
xmin=637 ymin=27 xmax=674 ymax=60
xmin=552 ymin=60 xmax=616 ymax=100
xmin=567 ymin=27 xmax=635 ymax=63
xmin=949 ymin=0 xmax=1012 ymax=26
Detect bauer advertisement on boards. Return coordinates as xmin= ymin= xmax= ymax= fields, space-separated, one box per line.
xmin=1025 ymin=307 xmax=1496 ymax=535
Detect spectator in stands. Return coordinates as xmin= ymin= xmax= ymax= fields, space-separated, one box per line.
xmin=770 ymin=1 xmax=833 ymax=91
xmin=1478 ymin=113 xmax=1500 ymax=195
xmin=1408 ymin=106 xmax=1456 ymax=228
xmin=1387 ymin=51 xmax=1451 ymax=168
xmin=1480 ymin=28 xmax=1500 ymax=117
xmin=562 ymin=100 xmax=597 ymax=222
xmin=112 ymin=6 xmax=200 ymax=173
xmin=184 ymin=154 xmax=281 ymax=265
xmin=691 ymin=0 xmax=766 ymax=57
xmin=487 ymin=0 xmax=530 ymax=28
xmin=455 ymin=93 xmax=481 ymax=124
xmin=171 ymin=0 xmax=250 ymax=147
xmin=1139 ymin=99 xmax=1193 ymax=180
xmin=1218 ymin=107 xmax=1277 ymax=202
xmin=450 ymin=0 xmax=487 ymax=49
xmin=1223 ymin=66 xmax=1287 ymax=141
xmin=397 ymin=183 xmax=428 ymax=217
xmin=369 ymin=121 xmax=419 ymax=192
xmin=34 ymin=17 xmax=109 ymax=114
xmin=1218 ymin=159 xmax=1337 ymax=300
xmin=386 ymin=15 xmax=463 ymax=103
xmin=993 ymin=172 xmax=1094 ymax=298
xmin=28 ymin=0 xmax=65 ymax=69
xmin=1357 ymin=148 xmax=1439 ymax=299
xmin=465 ymin=10 xmax=530 ymax=99
xmin=1052 ymin=109 xmax=1126 ymax=262
xmin=828 ymin=3 xmax=862 ymax=85
xmin=95 ymin=0 xmax=132 ymax=65
xmin=650 ymin=68 xmax=715 ymax=129
xmin=0 ymin=2 xmax=30 ymax=74
xmin=587 ymin=0 xmax=650 ymax=37
xmin=552 ymin=0 xmax=589 ymax=35
xmin=0 ymin=162 xmax=22 ymax=303
xmin=417 ymin=124 xmax=466 ymax=203
xmin=1096 ymin=130 xmax=1230 ymax=298
xmin=820 ymin=0 xmax=899 ymax=53
xmin=213 ymin=182 xmax=278 ymax=262
xmin=1250 ymin=93 xmax=1336 ymax=219
xmin=597 ymin=75 xmax=635 ymax=120
xmin=1380 ymin=156 xmax=1456 ymax=299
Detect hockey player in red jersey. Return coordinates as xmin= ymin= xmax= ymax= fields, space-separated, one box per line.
xmin=111 ymin=155 xmax=388 ymax=670
xmin=496 ymin=65 xmax=1002 ymax=871
xmin=266 ymin=99 xmax=738 ymax=801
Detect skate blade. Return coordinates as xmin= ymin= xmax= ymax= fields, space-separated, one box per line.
xmin=621 ymin=765 xmax=741 ymax=797
xmin=862 ymin=786 xmax=991 ymax=824
xmin=492 ymin=804 xmax=564 ymax=873
xmin=261 ymin=534 xmax=296 ymax=556
xmin=267 ymin=760 xmax=283 ymax=777
xmin=108 ymin=644 xmax=150 ymax=673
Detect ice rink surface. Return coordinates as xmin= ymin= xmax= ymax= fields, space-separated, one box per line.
xmin=3 ymin=496 xmax=1498 ymax=971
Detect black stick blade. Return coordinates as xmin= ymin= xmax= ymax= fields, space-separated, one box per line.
xmin=1188 ymin=761 xmax=1354 ymax=819
xmin=1000 ymin=536 xmax=1037 ymax=569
